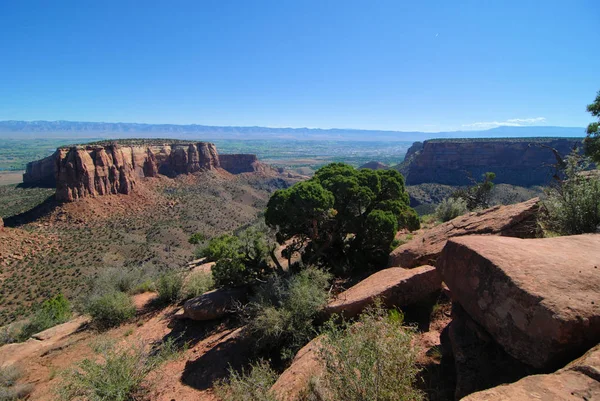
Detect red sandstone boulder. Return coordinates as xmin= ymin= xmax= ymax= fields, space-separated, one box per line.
xmin=389 ymin=198 xmax=539 ymax=268
xmin=462 ymin=344 xmax=600 ymax=400
xmin=182 ymin=287 xmax=247 ymax=321
xmin=271 ymin=337 xmax=325 ymax=401
xmin=323 ymin=265 xmax=441 ymax=319
xmin=437 ymin=234 xmax=600 ymax=369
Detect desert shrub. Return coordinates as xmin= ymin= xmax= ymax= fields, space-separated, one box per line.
xmin=540 ymin=155 xmax=600 ymax=235
xmin=91 ymin=265 xmax=158 ymax=295
xmin=182 ymin=271 xmax=214 ymax=300
xmin=435 ymin=197 xmax=468 ymax=222
xmin=0 ymin=322 xmax=24 ymax=346
xmin=0 ymin=365 xmax=33 ymax=401
xmin=312 ymin=307 xmax=424 ymax=401
xmin=58 ymin=338 xmax=186 ymax=401
xmin=207 ymin=228 xmax=271 ymax=288
xmin=214 ymin=360 xmax=278 ymax=401
xmin=18 ymin=293 xmax=71 ymax=341
xmin=86 ymin=292 xmax=136 ymax=329
xmin=452 ymin=171 xmax=496 ymax=210
xmin=249 ymin=268 xmax=331 ymax=359
xmin=155 ymin=271 xmax=184 ymax=304
xmin=188 ymin=232 xmax=206 ymax=245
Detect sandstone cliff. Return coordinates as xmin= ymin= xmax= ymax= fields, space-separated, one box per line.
xmin=24 ymin=142 xmax=264 ymax=201
xmin=399 ymin=138 xmax=584 ymax=186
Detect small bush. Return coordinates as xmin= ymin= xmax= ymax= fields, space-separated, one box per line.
xmin=58 ymin=338 xmax=186 ymax=401
xmin=155 ymin=272 xmax=184 ymax=304
xmin=0 ymin=365 xmax=33 ymax=401
xmin=214 ymin=360 xmax=278 ymax=401
xmin=58 ymin=343 xmax=149 ymax=401
xmin=182 ymin=271 xmax=214 ymax=300
xmin=249 ymin=268 xmax=331 ymax=359
xmin=18 ymin=294 xmax=71 ymax=341
xmin=540 ymin=155 xmax=600 ymax=235
xmin=188 ymin=232 xmax=206 ymax=245
xmin=312 ymin=307 xmax=424 ymax=401
xmin=86 ymin=292 xmax=136 ymax=329
xmin=435 ymin=198 xmax=468 ymax=222
xmin=91 ymin=265 xmax=158 ymax=295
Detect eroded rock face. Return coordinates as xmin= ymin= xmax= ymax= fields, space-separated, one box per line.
xmin=324 ymin=265 xmax=441 ymax=319
xmin=23 ymin=141 xmax=266 ymax=201
xmin=462 ymin=344 xmax=600 ymax=401
xmin=437 ymin=234 xmax=600 ymax=370
xmin=400 ymin=138 xmax=583 ymax=186
xmin=389 ymin=198 xmax=539 ymax=268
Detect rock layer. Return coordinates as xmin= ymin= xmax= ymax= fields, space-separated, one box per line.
xmin=437 ymin=234 xmax=600 ymax=370
xmin=389 ymin=198 xmax=539 ymax=268
xmin=24 ymin=142 xmax=264 ymax=201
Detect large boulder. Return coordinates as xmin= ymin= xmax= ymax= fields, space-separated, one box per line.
xmin=462 ymin=344 xmax=600 ymax=400
xmin=389 ymin=198 xmax=539 ymax=268
xmin=437 ymin=234 xmax=600 ymax=370
xmin=323 ymin=265 xmax=441 ymax=319
xmin=182 ymin=287 xmax=247 ymax=321
xmin=271 ymin=337 xmax=325 ymax=401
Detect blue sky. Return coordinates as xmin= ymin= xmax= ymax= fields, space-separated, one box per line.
xmin=1 ymin=0 xmax=598 ymax=132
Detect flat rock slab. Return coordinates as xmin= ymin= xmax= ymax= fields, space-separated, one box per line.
xmin=324 ymin=265 xmax=441 ymax=319
xmin=271 ymin=336 xmax=324 ymax=401
xmin=437 ymin=234 xmax=600 ymax=369
xmin=389 ymin=198 xmax=539 ymax=268
xmin=463 ymin=344 xmax=600 ymax=400
xmin=183 ymin=287 xmax=247 ymax=321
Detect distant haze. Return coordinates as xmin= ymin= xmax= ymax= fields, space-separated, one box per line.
xmin=0 ymin=121 xmax=586 ymax=142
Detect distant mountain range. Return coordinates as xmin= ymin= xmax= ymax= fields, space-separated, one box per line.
xmin=0 ymin=120 xmax=587 ymax=142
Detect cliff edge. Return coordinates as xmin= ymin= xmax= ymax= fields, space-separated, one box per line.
xmin=24 ymin=141 xmax=265 ymax=201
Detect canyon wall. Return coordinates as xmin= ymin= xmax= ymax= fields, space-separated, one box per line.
xmin=24 ymin=142 xmax=262 ymax=201
xmin=400 ymin=138 xmax=584 ymax=186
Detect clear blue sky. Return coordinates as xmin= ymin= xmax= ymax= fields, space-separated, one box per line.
xmin=1 ymin=0 xmax=598 ymax=132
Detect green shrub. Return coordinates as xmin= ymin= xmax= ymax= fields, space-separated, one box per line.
xmin=182 ymin=271 xmax=214 ymax=300
xmin=18 ymin=294 xmax=71 ymax=341
xmin=58 ymin=338 xmax=187 ymax=401
xmin=540 ymin=155 xmax=600 ymax=235
xmin=214 ymin=360 xmax=278 ymax=401
xmin=249 ymin=268 xmax=331 ymax=359
xmin=90 ymin=265 xmax=159 ymax=295
xmin=155 ymin=272 xmax=184 ymax=304
xmin=435 ymin=197 xmax=468 ymax=222
xmin=312 ymin=307 xmax=424 ymax=401
xmin=58 ymin=343 xmax=150 ymax=401
xmin=188 ymin=232 xmax=207 ymax=245
xmin=86 ymin=292 xmax=136 ymax=329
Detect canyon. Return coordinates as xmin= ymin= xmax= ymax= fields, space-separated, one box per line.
xmin=23 ymin=141 xmax=266 ymax=201
xmin=399 ymin=138 xmax=584 ymax=186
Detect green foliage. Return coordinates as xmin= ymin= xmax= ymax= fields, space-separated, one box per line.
xmin=249 ymin=268 xmax=331 ymax=360
xmin=17 ymin=294 xmax=71 ymax=341
xmin=214 ymin=360 xmax=278 ymax=401
xmin=540 ymin=153 xmax=600 ymax=235
xmin=452 ymin=172 xmax=496 ymax=210
xmin=206 ymin=227 xmax=271 ymax=288
xmin=182 ymin=271 xmax=214 ymax=300
xmin=0 ymin=365 xmax=33 ymax=401
xmin=188 ymin=232 xmax=207 ymax=245
xmin=155 ymin=271 xmax=184 ymax=304
xmin=265 ymin=163 xmax=418 ymax=272
xmin=584 ymin=90 xmax=600 ymax=164
xmin=91 ymin=265 xmax=158 ymax=295
xmin=312 ymin=307 xmax=424 ymax=401
xmin=86 ymin=292 xmax=136 ymax=329
xmin=58 ymin=336 xmax=189 ymax=401
xmin=435 ymin=197 xmax=468 ymax=222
